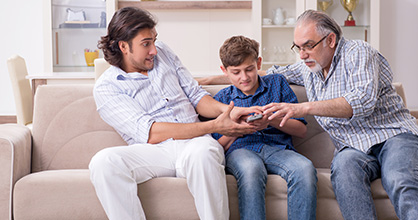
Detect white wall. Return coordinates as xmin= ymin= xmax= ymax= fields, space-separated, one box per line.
xmin=380 ymin=0 xmax=418 ymax=109
xmin=1 ymin=0 xmax=418 ymax=116
xmin=150 ymin=9 xmax=253 ymax=76
xmin=0 ymin=0 xmax=45 ymax=115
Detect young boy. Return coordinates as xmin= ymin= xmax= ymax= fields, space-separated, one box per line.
xmin=212 ymin=36 xmax=317 ymax=220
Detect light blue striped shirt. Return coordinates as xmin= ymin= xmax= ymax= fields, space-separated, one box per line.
xmin=267 ymin=37 xmax=418 ymax=153
xmin=94 ymin=41 xmax=210 ymax=145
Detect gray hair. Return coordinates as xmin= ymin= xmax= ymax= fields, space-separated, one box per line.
xmin=296 ymin=10 xmax=342 ymax=43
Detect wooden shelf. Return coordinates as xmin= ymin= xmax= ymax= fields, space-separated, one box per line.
xmin=118 ymin=1 xmax=252 ymax=10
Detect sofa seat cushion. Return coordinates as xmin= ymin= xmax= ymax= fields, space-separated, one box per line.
xmin=13 ymin=168 xmax=397 ymax=220
xmin=13 ymin=170 xmax=106 ymax=220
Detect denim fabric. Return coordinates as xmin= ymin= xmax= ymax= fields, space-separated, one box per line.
xmin=331 ymin=133 xmax=418 ymax=220
xmin=225 ymin=145 xmax=317 ymax=220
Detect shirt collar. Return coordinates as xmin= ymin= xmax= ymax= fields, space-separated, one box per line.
xmin=231 ymin=75 xmax=267 ymax=98
xmin=333 ymin=37 xmax=346 ymax=64
xmin=320 ymin=37 xmax=346 ymax=82
xmin=110 ymin=65 xmax=148 ymax=80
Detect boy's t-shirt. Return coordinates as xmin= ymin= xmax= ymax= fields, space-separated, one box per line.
xmin=212 ymin=74 xmax=307 ymax=156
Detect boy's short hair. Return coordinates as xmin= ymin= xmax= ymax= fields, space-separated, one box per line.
xmin=219 ymin=36 xmax=259 ymax=68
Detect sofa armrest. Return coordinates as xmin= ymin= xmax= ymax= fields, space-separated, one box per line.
xmin=409 ymin=109 xmax=418 ymax=120
xmin=0 ymin=124 xmax=32 ymax=220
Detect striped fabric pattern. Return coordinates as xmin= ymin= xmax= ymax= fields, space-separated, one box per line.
xmin=93 ymin=41 xmax=209 ymax=145
xmin=266 ymin=37 xmax=418 ymax=153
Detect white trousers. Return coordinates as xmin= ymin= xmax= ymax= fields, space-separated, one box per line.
xmin=89 ymin=135 xmax=229 ymax=220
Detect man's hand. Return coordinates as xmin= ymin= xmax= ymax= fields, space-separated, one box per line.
xmin=213 ymin=101 xmax=257 ymax=136
xmin=230 ymin=105 xmax=263 ymax=123
xmin=262 ymin=102 xmax=307 ymax=127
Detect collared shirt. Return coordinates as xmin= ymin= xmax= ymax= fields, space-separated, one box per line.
xmin=93 ymin=41 xmax=210 ymax=145
xmin=212 ymin=74 xmax=307 ymax=156
xmin=266 ymin=37 xmax=418 ymax=153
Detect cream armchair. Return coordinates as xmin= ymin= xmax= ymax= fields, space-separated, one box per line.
xmin=94 ymin=58 xmax=110 ymax=80
xmin=393 ymin=82 xmax=418 ymax=122
xmin=7 ymin=55 xmax=33 ymax=127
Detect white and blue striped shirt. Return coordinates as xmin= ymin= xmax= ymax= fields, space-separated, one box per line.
xmin=267 ymin=37 xmax=418 ymax=153
xmin=94 ymin=41 xmax=210 ymax=145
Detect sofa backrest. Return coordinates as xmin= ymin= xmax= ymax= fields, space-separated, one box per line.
xmin=31 ymin=84 xmax=336 ymax=172
xmin=31 ymin=85 xmax=127 ymax=172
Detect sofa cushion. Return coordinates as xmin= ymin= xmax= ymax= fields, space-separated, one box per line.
xmin=32 ymin=85 xmax=127 ymax=172
xmin=32 ymin=84 xmax=335 ymax=172
xmin=13 ymin=169 xmax=397 ymax=220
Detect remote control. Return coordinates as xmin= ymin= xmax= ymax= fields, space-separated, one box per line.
xmin=246 ymin=114 xmax=263 ymax=122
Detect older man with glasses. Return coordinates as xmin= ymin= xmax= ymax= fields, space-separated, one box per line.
xmin=199 ymin=9 xmax=418 ymax=220
xmin=262 ymin=10 xmax=418 ymax=220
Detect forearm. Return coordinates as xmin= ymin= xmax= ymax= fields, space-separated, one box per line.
xmin=195 ymin=95 xmax=227 ymax=118
xmin=217 ymin=136 xmax=237 ymax=150
xmin=148 ymin=121 xmax=216 ymax=144
xmin=195 ymin=75 xmax=231 ymax=85
xmin=269 ymin=119 xmax=307 ymax=138
xmin=303 ymin=97 xmax=353 ymax=118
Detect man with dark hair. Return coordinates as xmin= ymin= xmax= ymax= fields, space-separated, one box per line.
xmin=89 ymin=7 xmax=258 ymax=220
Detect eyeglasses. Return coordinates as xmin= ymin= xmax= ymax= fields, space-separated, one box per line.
xmin=291 ymin=33 xmax=330 ymax=54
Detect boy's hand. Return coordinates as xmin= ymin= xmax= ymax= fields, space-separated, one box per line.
xmin=247 ymin=113 xmax=271 ymax=131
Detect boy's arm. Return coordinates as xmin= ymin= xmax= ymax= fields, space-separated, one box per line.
xmin=247 ymin=113 xmax=306 ymax=138
xmin=268 ymin=117 xmax=307 ymax=138
xmin=216 ymin=136 xmax=237 ymax=151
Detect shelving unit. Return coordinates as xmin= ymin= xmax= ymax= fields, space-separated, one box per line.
xmin=49 ymin=0 xmax=108 ymax=72
xmin=118 ymin=1 xmax=252 ymax=10
xmin=253 ymin=0 xmax=305 ymax=69
xmin=253 ymin=0 xmax=379 ymax=70
xmin=43 ymin=0 xmax=379 ymax=74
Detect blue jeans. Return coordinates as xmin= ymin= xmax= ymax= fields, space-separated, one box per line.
xmin=225 ymin=145 xmax=317 ymax=220
xmin=331 ymin=133 xmax=418 ymax=220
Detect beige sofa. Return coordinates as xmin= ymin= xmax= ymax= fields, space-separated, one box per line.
xmin=2 ymin=83 xmax=415 ymax=220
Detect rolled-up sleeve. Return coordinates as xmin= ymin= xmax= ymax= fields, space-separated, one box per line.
xmin=342 ymin=45 xmax=380 ymax=121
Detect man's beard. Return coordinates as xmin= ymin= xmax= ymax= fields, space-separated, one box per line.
xmin=304 ymin=59 xmax=322 ymax=73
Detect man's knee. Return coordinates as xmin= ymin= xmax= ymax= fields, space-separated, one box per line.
xmin=331 ymin=148 xmax=380 ymax=185
xmin=89 ymin=148 xmax=123 ymax=176
xmin=332 ymin=148 xmax=367 ymax=171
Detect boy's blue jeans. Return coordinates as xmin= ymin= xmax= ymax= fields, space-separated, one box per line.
xmin=225 ymin=145 xmax=317 ymax=220
xmin=331 ymin=133 xmax=418 ymax=220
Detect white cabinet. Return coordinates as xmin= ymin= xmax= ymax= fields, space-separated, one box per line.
xmin=312 ymin=0 xmax=379 ymax=49
xmin=253 ymin=0 xmax=305 ymax=69
xmin=44 ymin=0 xmax=116 ymax=73
xmin=253 ymin=0 xmax=379 ymax=70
